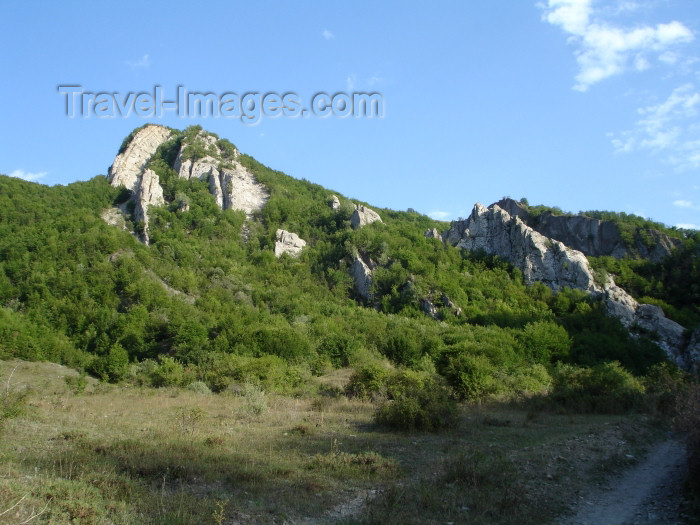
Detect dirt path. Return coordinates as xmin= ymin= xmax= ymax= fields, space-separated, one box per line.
xmin=559 ymin=439 xmax=688 ymax=525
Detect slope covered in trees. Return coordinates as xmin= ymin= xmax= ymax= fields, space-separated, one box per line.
xmin=1 ymin=126 xmax=695 ymax=402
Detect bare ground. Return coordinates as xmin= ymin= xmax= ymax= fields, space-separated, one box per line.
xmin=558 ymin=438 xmax=689 ymax=525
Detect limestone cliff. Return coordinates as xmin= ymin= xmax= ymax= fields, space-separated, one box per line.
xmin=173 ymin=131 xmax=268 ymax=218
xmin=133 ymin=169 xmax=165 ymax=244
xmin=495 ymin=198 xmax=682 ymax=262
xmin=445 ymin=203 xmax=695 ymax=369
xmin=109 ymin=125 xmax=173 ymax=192
xmin=106 ymin=126 xmax=269 ymax=243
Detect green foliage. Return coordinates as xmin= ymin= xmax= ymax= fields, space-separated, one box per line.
xmin=1 ymin=126 xmax=694 ymax=409
xmin=150 ymin=357 xmax=185 ymax=387
xmin=548 ymin=362 xmax=645 ymax=413
xmin=345 ymin=364 xmax=391 ymax=400
xmin=89 ymin=343 xmax=129 ymax=382
xmin=374 ymin=373 xmax=458 ymax=431
xmin=518 ymin=320 xmax=571 ymax=364
xmin=441 ymin=352 xmax=498 ymax=402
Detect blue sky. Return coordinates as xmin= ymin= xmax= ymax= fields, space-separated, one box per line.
xmin=1 ymin=0 xmax=699 ymax=229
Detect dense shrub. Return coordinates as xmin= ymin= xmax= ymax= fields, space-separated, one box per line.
xmin=441 ymin=353 xmax=498 ymax=402
xmin=374 ymin=376 xmax=458 ymax=431
xmin=345 ymin=364 xmax=391 ymax=401
xmin=548 ymin=362 xmax=645 ymax=413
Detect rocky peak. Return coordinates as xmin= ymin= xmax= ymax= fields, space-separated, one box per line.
xmin=108 ymin=125 xmax=173 ymax=191
xmin=330 ymin=195 xmax=341 ymax=211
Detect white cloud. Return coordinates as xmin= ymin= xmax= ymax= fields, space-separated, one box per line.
xmin=676 ymin=223 xmax=699 ymax=230
xmin=125 ymin=54 xmax=151 ymax=68
xmin=612 ymin=84 xmax=700 ymax=169
xmin=540 ymin=0 xmax=694 ymax=91
xmin=428 ymin=210 xmax=451 ymax=220
xmin=322 ymin=29 xmax=334 ymax=40
xmin=673 ymin=199 xmax=692 ymax=208
xmin=9 ymin=169 xmax=46 ymax=181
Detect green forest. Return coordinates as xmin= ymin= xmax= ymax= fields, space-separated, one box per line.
xmin=1 ymin=126 xmax=698 ymax=410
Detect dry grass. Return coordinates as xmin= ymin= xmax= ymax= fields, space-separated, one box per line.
xmin=0 ymin=360 xmax=668 ymax=524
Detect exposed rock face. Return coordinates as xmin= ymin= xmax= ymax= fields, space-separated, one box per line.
xmin=424 ymin=228 xmax=441 ymax=239
xmin=330 ymin=195 xmax=340 ymax=211
xmin=445 ymin=203 xmax=600 ymax=292
xmin=108 ymin=125 xmax=173 ymax=191
xmin=446 ymin=202 xmax=695 ymax=369
xmin=351 ymin=205 xmax=382 ymax=229
xmin=420 ymin=298 xmax=439 ymax=320
xmin=274 ymin=229 xmax=306 ymax=258
xmin=441 ymin=293 xmax=462 ymax=316
xmin=494 ymin=198 xmax=681 ymax=262
xmin=351 ymin=252 xmax=376 ymax=301
xmin=106 ymin=125 xmax=172 ymax=242
xmin=173 ymin=133 xmax=269 ymax=217
xmin=133 ymin=169 xmax=165 ymax=244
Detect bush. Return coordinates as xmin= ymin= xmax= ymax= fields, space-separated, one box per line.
xmin=88 ymin=343 xmax=129 ymax=383
xmin=345 ymin=364 xmax=391 ymax=401
xmin=374 ymin=376 xmax=458 ymax=431
xmin=549 ymin=362 xmax=645 ymax=413
xmin=150 ymin=357 xmax=185 ymax=387
xmin=441 ymin=353 xmax=498 ymax=402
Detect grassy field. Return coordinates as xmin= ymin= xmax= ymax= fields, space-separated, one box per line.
xmin=0 ymin=359 xmax=667 ymax=524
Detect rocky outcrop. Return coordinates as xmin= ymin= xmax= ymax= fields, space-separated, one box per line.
xmin=109 ymin=125 xmax=173 ymax=191
xmin=274 ymin=229 xmax=306 ymax=258
xmin=424 ymin=228 xmax=441 ymax=239
xmin=351 ymin=205 xmax=382 ymax=229
xmin=494 ymin=198 xmax=682 ymax=262
xmin=330 ymin=195 xmax=340 ymax=211
xmin=445 ymin=203 xmax=600 ymax=292
xmin=133 ymin=169 xmax=165 ymax=244
xmin=446 ymin=202 xmax=695 ymax=369
xmin=173 ymin=133 xmax=268 ymax=218
xmin=441 ymin=293 xmax=462 ymax=316
xmin=420 ymin=298 xmax=439 ymax=320
xmin=107 ymin=125 xmax=172 ymax=242
xmin=351 ymin=252 xmax=376 ymax=301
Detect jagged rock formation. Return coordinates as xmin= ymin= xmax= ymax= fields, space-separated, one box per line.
xmin=446 ymin=202 xmax=695 ymax=369
xmin=424 ymin=228 xmax=441 ymax=239
xmin=445 ymin=203 xmax=599 ymax=292
xmin=330 ymin=195 xmax=340 ymax=211
xmin=351 ymin=205 xmax=382 ymax=229
xmin=109 ymin=125 xmax=173 ymax=191
xmin=133 ymin=169 xmax=165 ymax=244
xmin=106 ymin=126 xmax=270 ymax=243
xmin=351 ymin=252 xmax=377 ymax=301
xmin=107 ymin=125 xmax=172 ymax=243
xmin=495 ymin=198 xmax=681 ymax=262
xmin=274 ymin=229 xmax=306 ymax=258
xmin=173 ymin=132 xmax=268 ymax=217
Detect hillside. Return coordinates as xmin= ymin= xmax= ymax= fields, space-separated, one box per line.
xmin=1 ymin=124 xmax=699 ymax=393
xmin=1 ymin=125 xmax=700 ymax=523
